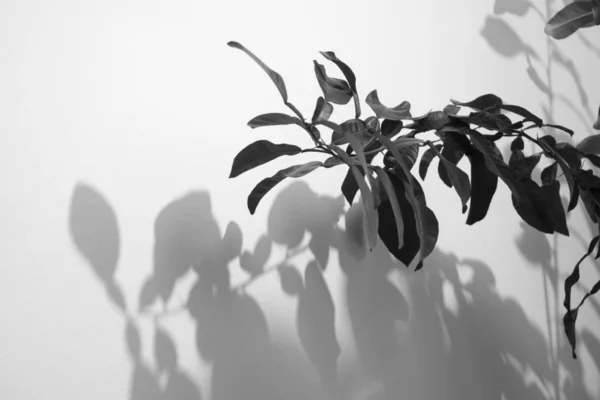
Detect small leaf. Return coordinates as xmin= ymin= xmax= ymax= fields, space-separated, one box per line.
xmin=279 ymin=264 xmax=304 ymax=296
xmin=311 ymin=97 xmax=334 ymax=123
xmin=443 ymin=104 xmax=461 ymax=115
xmin=500 ymin=104 xmax=543 ymax=126
xmin=511 ymin=137 xmax=525 ymax=151
xmin=481 ymin=17 xmax=535 ymax=58
xmin=451 ymin=94 xmax=503 ymax=110
xmin=228 ymin=41 xmax=288 ymax=102
xmin=539 ymin=135 xmax=557 ymax=149
xmin=381 ymin=119 xmax=403 ymax=136
xmin=577 ymin=134 xmax=600 ymax=155
xmin=248 ymin=113 xmax=303 ymax=129
xmin=438 ymin=135 xmax=466 ymax=188
xmin=419 ymin=145 xmax=442 ymax=180
xmin=320 ymin=51 xmax=361 ymax=117
xmin=541 ymin=162 xmax=558 ymax=185
xmin=366 ymin=90 xmax=411 ymax=121
xmin=229 ymin=140 xmax=302 ymax=178
xmin=545 ymin=1 xmax=595 ymax=39
xmin=374 ymin=167 xmax=405 ymax=249
xmin=427 ymin=142 xmax=471 ymax=213
xmin=247 ymin=161 xmax=323 ymax=214
xmin=314 ymin=61 xmax=353 ymax=105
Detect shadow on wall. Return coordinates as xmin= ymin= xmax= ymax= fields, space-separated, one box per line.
xmin=69 ymin=178 xmax=598 ymax=399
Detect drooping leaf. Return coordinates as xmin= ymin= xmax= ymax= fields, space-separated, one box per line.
xmin=499 ymin=104 xmax=543 ymax=126
xmin=427 ymin=142 xmax=471 ymax=213
xmin=545 ymin=1 xmax=596 ymax=39
xmin=513 ymin=153 xmax=543 ymax=180
xmin=552 ymin=150 xmax=579 ymax=211
xmin=314 ymin=61 xmax=353 ymax=105
xmin=320 ymin=51 xmax=361 ymax=117
xmin=539 ymin=135 xmax=557 ymax=149
xmin=247 ymin=161 xmax=323 ymax=214
xmin=374 ymin=167 xmax=404 ymax=249
xmin=419 ymin=144 xmax=442 ymax=180
xmin=577 ymin=134 xmax=600 ymax=155
xmin=311 ymin=97 xmax=334 ymax=123
xmin=465 ymin=110 xmax=513 ymax=133
xmin=451 ymin=94 xmax=503 ymax=111
xmin=544 ymin=123 xmax=574 ymax=136
xmin=466 ymin=149 xmax=499 ymax=225
xmin=229 ymin=140 xmax=302 ymax=178
xmin=366 ymin=90 xmax=411 ymax=121
xmin=469 ymin=130 xmax=520 ymax=195
xmin=248 ymin=113 xmax=303 ymax=129
xmin=228 ymin=41 xmax=289 ymax=102
xmin=438 ymin=134 xmax=466 ymax=188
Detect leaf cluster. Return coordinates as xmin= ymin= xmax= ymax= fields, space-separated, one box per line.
xmin=227 ymin=41 xmax=600 ymax=359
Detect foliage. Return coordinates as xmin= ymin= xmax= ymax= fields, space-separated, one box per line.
xmin=227 ymin=40 xmax=600 ymax=359
xmin=545 ymin=0 xmax=600 ymax=39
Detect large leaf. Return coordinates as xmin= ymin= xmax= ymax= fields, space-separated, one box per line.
xmin=451 ymin=94 xmax=503 ymax=110
xmin=311 ymin=97 xmax=334 ymax=123
xmin=466 ymin=149 xmax=499 ymax=225
xmin=511 ymin=179 xmax=569 ymax=235
xmin=228 ymin=41 xmax=288 ymax=102
xmin=469 ymin=130 xmax=520 ymax=195
xmin=314 ymin=61 xmax=353 ymax=105
xmin=247 ymin=161 xmax=322 ymax=214
xmin=230 ymin=140 xmax=302 ymax=178
xmin=320 ymin=51 xmax=361 ymax=117
xmin=248 ymin=113 xmax=303 ymax=129
xmin=545 ymin=1 xmax=596 ymax=39
xmin=374 ymin=167 xmax=404 ymax=249
xmin=427 ymin=142 xmax=471 ymax=213
xmin=365 ymin=90 xmax=411 ymax=121
xmin=577 ymin=134 xmax=600 ymax=155
xmin=419 ymin=144 xmax=442 ymax=180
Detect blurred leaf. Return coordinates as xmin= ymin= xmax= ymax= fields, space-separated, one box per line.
xmin=577 ymin=134 xmax=600 ymax=154
xmin=320 ymin=51 xmax=361 ymax=117
xmin=586 ymin=154 xmax=600 ymax=168
xmin=541 ymin=162 xmax=558 ymax=185
xmin=419 ymin=144 xmax=442 ymax=180
xmin=366 ymin=90 xmax=411 ymax=121
xmin=544 ymin=123 xmax=574 ymax=136
xmin=69 ymin=183 xmax=120 ymax=283
xmin=248 ymin=113 xmax=303 ymax=129
xmin=494 ymin=0 xmax=533 ymax=16
xmin=451 ymin=94 xmax=503 ymax=110
xmin=221 ymin=221 xmax=243 ymax=261
xmin=248 ymin=161 xmax=323 ymax=214
xmin=229 ymin=140 xmax=302 ymax=178
xmin=278 ymin=264 xmax=304 ymax=296
xmin=594 ymin=105 xmax=600 ymax=130
xmin=481 ymin=17 xmax=535 ymax=58
xmin=545 ymin=2 xmax=595 ymax=39
xmin=139 ymin=277 xmax=158 ymax=311
xmin=311 ymin=97 xmax=334 ymax=123
xmin=443 ymin=104 xmax=461 ymax=115
xmin=228 ymin=41 xmax=289 ymax=102
xmin=125 ymin=320 xmax=142 ymax=361
xmin=314 ymin=61 xmax=353 ymax=105
xmin=155 ymin=328 xmax=178 ymax=372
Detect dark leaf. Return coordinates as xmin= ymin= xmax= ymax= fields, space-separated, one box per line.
xmin=320 ymin=51 xmax=361 ymax=117
xmin=228 ymin=41 xmax=288 ymax=102
xmin=314 ymin=61 xmax=353 ymax=105
xmin=541 ymin=162 xmax=558 ymax=185
xmin=577 ymin=134 xmax=600 ymax=155
xmin=564 ymin=310 xmax=579 ymax=359
xmin=451 ymin=93 xmax=503 ymax=110
xmin=311 ymin=97 xmax=334 ymax=123
xmin=594 ymin=105 xmax=600 ymax=130
xmin=544 ymin=123 xmax=574 ymax=136
xmin=366 ymin=90 xmax=411 ymax=121
xmin=545 ymin=1 xmax=595 ymax=39
xmin=279 ymin=264 xmax=304 ymax=296
xmin=466 ymin=149 xmax=499 ymax=225
xmin=229 ymin=140 xmax=302 ymax=178
xmin=248 ymin=113 xmax=303 ymax=129
xmin=511 ymin=180 xmax=567 ymax=235
xmin=381 ymin=119 xmax=403 ymax=136
xmin=467 ymin=111 xmax=513 ymax=133
xmin=419 ymin=145 xmax=442 ymax=180
xmin=539 ymin=135 xmax=557 ymax=149
xmin=443 ymin=104 xmax=461 ymax=115
xmin=438 ymin=134 xmax=466 ymax=188
xmin=125 ymin=320 xmax=141 ymax=361
xmin=404 ymin=111 xmax=449 ymax=133
xmin=513 ymin=153 xmax=543 ymax=180
xmin=374 ymin=167 xmax=405 ymax=249
xmin=499 ymin=104 xmax=543 ymax=126
xmin=586 ymin=154 xmax=600 ymax=168
xmin=428 ymin=143 xmax=471 ymax=213
xmin=511 ymin=137 xmax=525 ymax=151
xmin=248 ymin=161 xmax=323 ymax=214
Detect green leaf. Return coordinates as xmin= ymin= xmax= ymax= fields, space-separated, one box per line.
xmin=314 ymin=61 xmax=353 ymax=105
xmin=229 ymin=140 xmax=302 ymax=178
xmin=499 ymin=104 xmax=543 ymax=126
xmin=451 ymin=94 xmax=503 ymax=110
xmin=427 ymin=142 xmax=471 ymax=213
xmin=545 ymin=1 xmax=595 ymax=39
xmin=311 ymin=97 xmax=334 ymax=123
xmin=466 ymin=149 xmax=499 ymax=225
xmin=228 ymin=41 xmax=289 ymax=102
xmin=419 ymin=144 xmax=442 ymax=180
xmin=374 ymin=167 xmax=405 ymax=249
xmin=320 ymin=51 xmax=361 ymax=118
xmin=248 ymin=113 xmax=303 ymax=129
xmin=577 ymin=134 xmax=600 ymax=155
xmin=365 ymin=90 xmax=411 ymax=121
xmin=247 ymin=161 xmax=323 ymax=214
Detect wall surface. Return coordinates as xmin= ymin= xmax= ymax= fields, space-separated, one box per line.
xmin=1 ymin=0 xmax=600 ymax=399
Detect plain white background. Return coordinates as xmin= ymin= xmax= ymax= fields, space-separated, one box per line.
xmin=1 ymin=0 xmax=599 ymax=399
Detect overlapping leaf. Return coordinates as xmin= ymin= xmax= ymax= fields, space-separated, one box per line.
xmin=229 ymin=140 xmax=302 ymax=178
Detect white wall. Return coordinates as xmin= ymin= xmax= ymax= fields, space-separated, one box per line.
xmin=1 ymin=0 xmax=599 ymax=399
